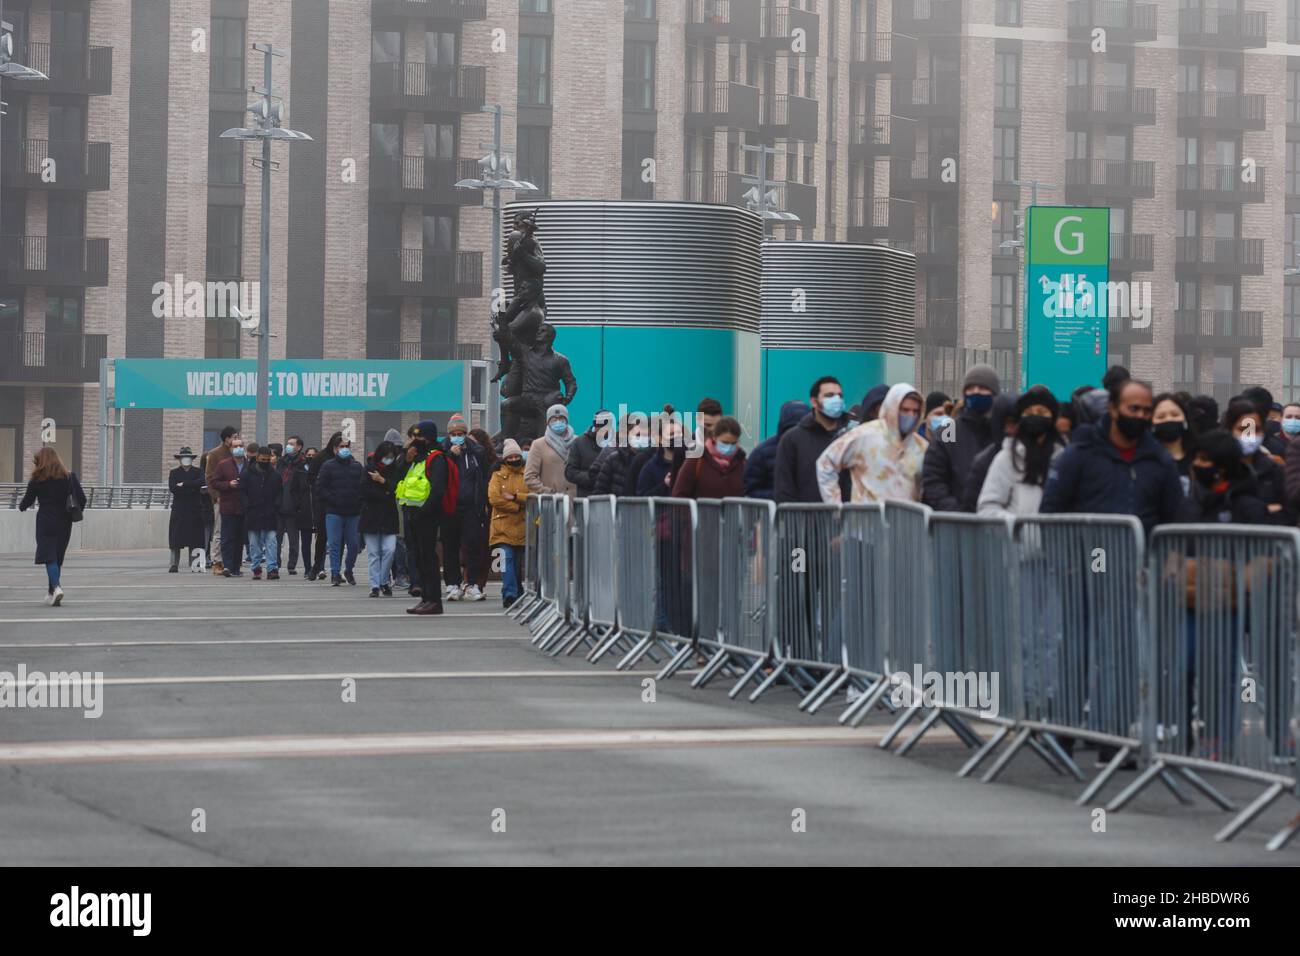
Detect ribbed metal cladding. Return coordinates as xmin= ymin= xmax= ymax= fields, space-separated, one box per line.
xmin=502 ymin=201 xmax=762 ymax=333
xmin=760 ymin=242 xmax=917 ymax=354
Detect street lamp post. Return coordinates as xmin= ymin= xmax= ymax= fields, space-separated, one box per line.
xmin=455 ymin=104 xmax=537 ymax=435
xmin=220 ymin=43 xmax=312 ymax=447
xmin=740 ymin=144 xmax=800 ymax=235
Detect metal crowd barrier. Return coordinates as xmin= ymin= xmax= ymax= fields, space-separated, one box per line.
xmin=589 ymin=498 xmax=656 ymax=664
xmin=625 ymin=497 xmax=697 ymax=672
xmin=507 ymin=495 xmax=543 ymax=620
xmin=768 ymin=504 xmax=843 ymax=705
xmin=526 ymin=495 xmax=570 ymax=646
xmin=832 ymin=504 xmax=892 ymax=720
xmin=2 ymin=484 xmax=172 ymax=509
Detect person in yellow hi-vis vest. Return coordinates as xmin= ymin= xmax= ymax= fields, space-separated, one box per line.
xmin=395 ymin=421 xmax=435 ymax=600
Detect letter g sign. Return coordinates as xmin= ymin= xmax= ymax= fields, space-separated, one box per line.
xmin=1053 ymin=215 xmax=1085 ymax=256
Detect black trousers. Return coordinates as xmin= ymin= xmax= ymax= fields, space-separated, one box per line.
xmin=311 ymin=503 xmax=327 ymax=574
xmin=412 ymin=508 xmax=443 ymax=601
xmin=220 ymin=514 xmax=245 ymax=572
xmin=401 ymin=506 xmax=423 ymax=591
xmin=277 ymin=515 xmax=310 ymax=571
xmin=441 ymin=508 xmax=485 ymax=588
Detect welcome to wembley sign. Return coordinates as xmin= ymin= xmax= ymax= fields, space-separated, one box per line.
xmin=112 ymin=359 xmax=466 ymax=412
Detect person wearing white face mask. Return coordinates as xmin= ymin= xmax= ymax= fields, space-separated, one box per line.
xmin=167 ymin=446 xmax=207 ymax=572
xmin=1223 ymin=399 xmax=1290 ymax=523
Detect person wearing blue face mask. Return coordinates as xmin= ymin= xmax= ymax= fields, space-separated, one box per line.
xmin=1222 ymin=399 xmax=1290 ymax=524
xmin=209 ymin=437 xmax=249 ymax=576
xmin=441 ymin=413 xmax=490 ymax=602
xmin=921 ymin=363 xmax=1001 ymax=512
xmin=315 ymin=438 xmax=365 ymax=586
xmin=672 ymin=416 xmax=747 ymax=499
xmin=525 ymin=403 xmax=578 ymax=498
xmin=774 ymin=376 xmax=854 ymax=503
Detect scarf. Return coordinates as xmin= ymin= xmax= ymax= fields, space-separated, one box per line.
xmin=544 ymin=424 xmax=577 ymax=462
xmin=704 ymin=437 xmax=737 ymax=472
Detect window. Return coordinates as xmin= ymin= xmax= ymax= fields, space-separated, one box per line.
xmin=1286 ymin=285 xmax=1300 ymax=340
xmin=425 ymin=31 xmax=457 ymax=68
xmin=994 ymin=51 xmax=1019 ymax=110
xmin=1289 ymin=214 xmax=1300 ymax=270
xmin=1176 ymin=208 xmax=1198 ymax=239
xmin=1211 ymin=355 xmax=1235 ymax=389
xmin=208 ymin=111 xmax=244 ymax=184
xmin=45 ymin=293 xmax=82 ymax=337
xmin=205 ymin=317 xmax=240 ymax=359
xmin=623 ymin=40 xmax=655 ymax=111
xmin=0 ymin=289 xmax=21 ymax=334
xmin=371 ymin=122 xmax=401 ymax=160
xmin=991 ymin=274 xmax=1016 ymax=331
xmin=425 ymin=123 xmax=454 ymax=159
xmin=1290 ymin=69 xmax=1300 ymax=124
xmin=621 ymin=130 xmax=655 ymax=199
xmin=421 ymin=301 xmax=456 ymax=351
xmin=210 ymin=17 xmax=246 ymax=92
xmin=992 ymin=126 xmax=1018 ymax=183
xmin=1289 ymin=141 xmax=1300 ymax=195
xmin=1291 ymin=0 xmax=1300 ymax=44
xmin=422 ymin=212 xmax=454 ymax=252
xmin=1177 ymin=62 xmax=1200 ymax=95
xmin=1285 ymin=358 xmax=1300 ymax=404
xmin=996 ymin=0 xmax=1021 ymax=26
xmin=1173 ymin=353 xmax=1196 ymax=387
xmin=992 ymin=201 xmax=1018 ymax=250
xmin=518 ymin=36 xmax=551 ymax=106
xmin=520 ymin=0 xmax=552 ymax=12
xmin=825 ymin=159 xmax=837 ymax=236
xmin=372 ymin=30 xmax=401 ymax=63
xmin=1175 ymin=281 xmax=1199 ymax=312
xmin=1066 ymin=56 xmax=1089 ymax=88
xmin=206 ymin=206 xmax=242 ymax=278
xmin=517 ymin=125 xmax=550 ymax=196
xmin=624 ymin=0 xmax=656 ymax=20
xmin=1066 ymin=130 xmax=1089 ymax=161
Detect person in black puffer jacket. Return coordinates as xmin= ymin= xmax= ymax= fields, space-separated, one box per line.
xmin=359 ymin=441 xmax=401 ymax=596
xmin=241 ymin=446 xmax=283 ymax=579
xmin=747 ymin=400 xmax=809 ymax=501
xmin=566 ymin=409 xmax=613 ymax=497
xmin=959 ymin=391 xmax=1020 ymax=513
xmin=590 ymin=415 xmax=645 ymax=496
xmin=276 ymin=436 xmax=312 ymax=575
xmin=315 ymin=437 xmax=365 ymax=585
xmin=306 ymin=434 xmax=341 ymax=580
xmin=922 ymin=364 xmax=1000 ymax=512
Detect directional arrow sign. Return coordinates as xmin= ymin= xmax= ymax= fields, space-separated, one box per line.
xmin=1023 ymin=206 xmax=1110 ymax=401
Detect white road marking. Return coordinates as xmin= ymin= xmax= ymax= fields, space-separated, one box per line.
xmin=1 ymin=669 xmax=688 ymax=688
xmin=0 ymin=725 xmax=915 ymax=765
xmin=0 ymin=612 xmax=506 ymax=624
xmin=0 ymin=635 xmax=522 ymax=649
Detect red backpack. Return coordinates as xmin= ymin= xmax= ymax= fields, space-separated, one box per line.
xmin=425 ymin=449 xmax=460 ymax=514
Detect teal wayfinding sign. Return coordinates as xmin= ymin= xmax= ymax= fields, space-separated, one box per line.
xmin=1024 ymin=207 xmax=1110 ymax=400
xmin=114 ymin=359 xmax=465 ymax=411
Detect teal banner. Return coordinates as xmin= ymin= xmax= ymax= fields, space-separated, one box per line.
xmin=114 ymin=359 xmax=465 ymax=411
xmin=1024 ymin=206 xmax=1110 ymax=400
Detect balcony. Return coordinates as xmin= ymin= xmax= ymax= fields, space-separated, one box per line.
xmin=779 ymin=180 xmax=817 ymax=230
xmin=0 ymin=139 xmax=111 ymax=191
xmin=685 ymin=169 xmax=744 ymax=206
xmin=685 ymin=0 xmax=761 ymax=40
xmin=1066 ymin=85 xmax=1156 ymax=126
xmin=1176 ymin=164 xmax=1266 ymax=204
xmin=1108 ymin=313 xmax=1153 ymax=346
xmin=1108 ymin=232 xmax=1154 ymax=273
xmin=369 ymin=63 xmax=486 ymax=113
xmin=12 ymin=42 xmax=112 ymax=96
xmin=891 ymin=153 xmax=956 ymax=193
xmin=1063 ymin=158 xmax=1155 ymax=201
xmin=1176 ymin=92 xmax=1268 ymax=134
xmin=896 ymin=74 xmax=961 ymax=119
xmin=917 ymin=299 xmax=959 ymax=344
xmin=760 ymin=92 xmax=818 ymax=142
xmin=366 ymin=341 xmax=484 ymax=361
xmin=1174 ymin=310 xmax=1264 ymax=349
xmin=368 ymin=249 xmax=483 ymax=298
xmin=760 ymin=4 xmax=820 ymax=57
xmin=369 ymin=156 xmax=482 ymax=206
xmin=1066 ymin=1 xmax=1158 ymax=44
xmin=685 ymin=80 xmax=760 ymax=131
xmin=850 ymin=32 xmax=894 ymax=77
xmin=1174 ymin=237 xmax=1264 ymax=277
xmin=849 ymin=114 xmax=913 ymax=159
xmin=370 ymin=0 xmax=488 ymax=19
xmin=847 ymin=197 xmax=915 ymax=244
xmin=1178 ymin=8 xmax=1268 ymax=50
xmin=896 ymin=0 xmax=963 ymax=34
xmin=0 ymin=236 xmax=109 ymax=286
xmin=912 ymin=224 xmax=959 ymax=265
xmin=0 ymin=331 xmax=107 ymax=384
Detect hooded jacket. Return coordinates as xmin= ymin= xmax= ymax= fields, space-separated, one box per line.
xmin=746 ymin=401 xmax=810 ymax=501
xmin=775 ymin=407 xmax=855 ymax=503
xmin=1193 ymin=471 xmax=1273 ymax=525
xmin=1039 ymin=415 xmax=1185 ymax=534
xmin=487 ymin=460 xmax=529 ymax=546
xmin=815 ymin=383 xmax=927 ymax=503
xmin=922 ymin=400 xmax=995 ymax=512
xmin=591 ymin=444 xmax=638 ymax=497
xmin=958 ymin=392 xmax=1020 ymax=513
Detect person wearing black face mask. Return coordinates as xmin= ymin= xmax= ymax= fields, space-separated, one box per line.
xmin=977 ymin=386 xmax=1063 ymax=518
xmin=921 ymin=364 xmax=1001 ymax=512
xmin=1040 ymin=378 xmax=1185 ymax=535
xmin=1191 ymin=429 xmax=1272 ymax=525
xmin=1150 ymin=393 xmax=1194 ymax=484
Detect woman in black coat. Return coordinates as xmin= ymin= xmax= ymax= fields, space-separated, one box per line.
xmin=359 ymin=441 xmax=401 ymax=596
xmin=307 ymin=433 xmax=342 ymax=580
xmin=167 ymin=446 xmax=207 ymax=571
xmin=18 ymin=447 xmax=86 ymax=606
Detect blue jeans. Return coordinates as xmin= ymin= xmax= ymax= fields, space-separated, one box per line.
xmin=364 ymin=533 xmax=397 ymax=588
xmin=325 ymin=513 xmax=360 ymax=578
xmin=46 ymin=561 xmax=61 ymax=592
xmin=247 ymin=528 xmax=279 ymax=572
xmin=499 ymin=544 xmax=524 ymax=601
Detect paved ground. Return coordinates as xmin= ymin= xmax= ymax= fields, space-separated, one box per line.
xmin=0 ymin=549 xmax=1295 ymax=866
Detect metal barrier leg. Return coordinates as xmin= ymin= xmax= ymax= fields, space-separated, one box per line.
xmin=1265 ymin=811 xmax=1300 ymax=851
xmin=691 ymin=649 xmax=732 ymax=688
xmin=746 ymin=661 xmax=793 ymax=702
xmin=1105 ymin=760 xmax=1167 ymax=812
xmin=1157 ymin=769 xmax=1193 ymax=805
xmin=1038 ymin=733 xmax=1086 ymax=782
xmin=559 ymin=624 xmax=601 ymax=657
xmin=1076 ymin=745 xmax=1133 ymax=806
xmin=879 ymin=706 xmax=919 ymax=750
xmin=843 ymin=676 xmax=892 ymax=727
xmin=615 ymin=635 xmax=653 ymax=671
xmin=801 ymin=669 xmax=846 ymax=713
xmin=1214 ymin=782 xmax=1286 ymax=843
xmin=957 ymin=726 xmax=1011 ymax=778
xmin=939 ymin=712 xmax=983 ymax=750
xmin=1174 ymin=768 xmax=1235 ymax=812
xmin=896 ymin=707 xmax=945 ymax=756
xmin=587 ymin=627 xmax=626 ymax=664
xmin=728 ymin=657 xmax=771 ymax=700
xmin=981 ymin=727 xmax=1034 ymax=783
xmin=1025 ymin=735 xmax=1069 ymax=777
xmin=656 ymin=644 xmax=695 ymax=681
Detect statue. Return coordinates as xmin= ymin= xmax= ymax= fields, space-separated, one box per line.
xmin=492 ymin=210 xmax=578 ymax=444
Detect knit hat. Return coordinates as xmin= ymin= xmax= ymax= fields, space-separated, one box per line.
xmin=1015 ymin=385 xmax=1059 ymax=421
xmin=447 ymin=413 xmax=468 ymax=433
xmin=924 ymin=391 xmax=950 ymax=415
xmin=963 ymin=364 xmax=1001 ymax=395
xmin=859 ymin=384 xmax=890 ymax=421
xmin=384 ymin=428 xmax=403 ymax=444
xmin=501 ymin=438 xmax=523 ymax=459
xmin=409 ymin=419 xmax=439 ymax=443
xmin=546 ymin=403 xmax=568 ymax=421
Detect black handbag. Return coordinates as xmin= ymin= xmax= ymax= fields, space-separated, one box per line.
xmin=66 ymin=477 xmax=84 ymax=523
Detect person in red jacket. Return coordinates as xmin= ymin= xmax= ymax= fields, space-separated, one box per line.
xmin=671 ymin=416 xmax=746 ymax=499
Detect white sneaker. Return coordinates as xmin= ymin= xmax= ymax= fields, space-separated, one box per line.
xmin=445 ymin=584 xmax=462 ymax=602
xmin=51 ymin=586 xmax=64 ymax=607
xmin=44 ymin=592 xmax=54 ymax=606
xmin=465 ymin=584 xmax=484 ymax=602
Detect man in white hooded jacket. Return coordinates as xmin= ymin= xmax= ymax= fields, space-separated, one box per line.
xmin=815 ymin=383 xmax=928 ymax=503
